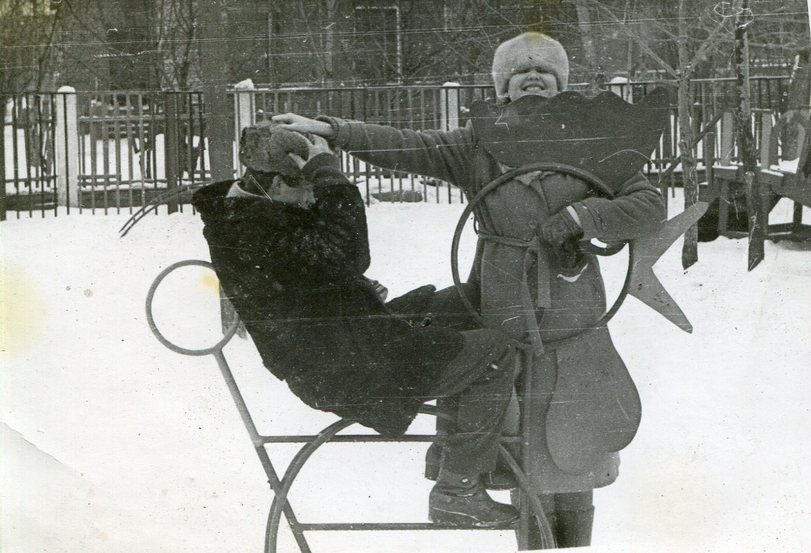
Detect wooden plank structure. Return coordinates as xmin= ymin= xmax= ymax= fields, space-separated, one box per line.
xmin=705 ymin=42 xmax=811 ymax=258
xmin=711 ymin=110 xmax=811 ymax=243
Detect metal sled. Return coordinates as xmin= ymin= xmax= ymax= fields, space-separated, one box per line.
xmin=145 ymin=259 xmax=555 ymax=552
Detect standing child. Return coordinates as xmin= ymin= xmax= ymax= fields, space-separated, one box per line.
xmin=273 ymin=32 xmax=667 ymax=548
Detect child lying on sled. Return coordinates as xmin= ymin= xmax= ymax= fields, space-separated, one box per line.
xmin=191 ymin=122 xmax=520 ymax=528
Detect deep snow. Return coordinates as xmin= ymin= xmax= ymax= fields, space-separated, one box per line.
xmin=2 ymin=193 xmax=810 ymax=553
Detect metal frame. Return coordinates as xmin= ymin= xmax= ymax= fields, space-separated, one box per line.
xmin=145 ymin=259 xmax=554 ymax=552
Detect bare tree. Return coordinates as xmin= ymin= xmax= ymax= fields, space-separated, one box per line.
xmin=1 ymin=0 xmax=60 ymax=94
xmin=584 ymin=0 xmax=742 ymax=267
xmin=0 ymin=0 xmax=61 ymax=220
xmin=155 ymin=0 xmax=200 ymax=90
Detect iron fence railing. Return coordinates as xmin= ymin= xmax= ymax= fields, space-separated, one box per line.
xmin=1 ymin=76 xmax=796 ymax=218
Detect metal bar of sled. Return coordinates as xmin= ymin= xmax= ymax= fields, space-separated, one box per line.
xmin=211 ymin=350 xmax=313 ymax=553
xmin=296 ymin=522 xmax=517 ymax=531
xmin=258 ymin=434 xmax=524 ymax=444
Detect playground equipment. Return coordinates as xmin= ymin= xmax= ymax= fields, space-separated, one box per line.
xmin=710 ymin=36 xmax=811 ymax=269
xmin=710 ymin=110 xmax=811 ymax=243
xmin=144 ymin=160 xmax=706 ymax=550
xmin=134 ymin=86 xmax=714 ymax=550
xmin=146 ymin=259 xmax=556 ymax=551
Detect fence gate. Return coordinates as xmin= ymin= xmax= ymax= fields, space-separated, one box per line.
xmin=2 ymin=93 xmax=59 ymax=217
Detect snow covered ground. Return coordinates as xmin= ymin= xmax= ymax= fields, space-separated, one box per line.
xmin=2 ymin=193 xmax=810 ymax=553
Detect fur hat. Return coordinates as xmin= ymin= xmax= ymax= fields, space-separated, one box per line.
xmin=239 ymin=122 xmax=310 ymax=177
xmin=491 ymin=32 xmax=569 ymax=102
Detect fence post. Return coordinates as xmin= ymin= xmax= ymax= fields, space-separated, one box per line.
xmin=608 ymin=76 xmax=633 ymax=102
xmin=164 ymin=93 xmax=179 ymax=214
xmin=759 ymin=111 xmax=775 ymax=168
xmin=55 ymin=86 xmax=79 ymax=208
xmin=233 ymin=78 xmax=256 ymax=171
xmin=720 ymin=111 xmax=736 ymax=165
xmin=440 ymin=82 xmax=460 ymax=131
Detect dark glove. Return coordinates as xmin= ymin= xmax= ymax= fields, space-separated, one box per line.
xmin=538 ymin=209 xmax=584 ymax=247
xmin=365 ymin=278 xmax=389 ymax=302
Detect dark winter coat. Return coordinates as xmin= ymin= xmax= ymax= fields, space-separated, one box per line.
xmin=323 ymin=105 xmax=666 ymax=492
xmin=192 ymin=154 xmax=464 ymax=436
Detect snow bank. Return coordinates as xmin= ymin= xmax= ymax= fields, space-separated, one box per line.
xmin=2 ymin=195 xmax=810 ymax=553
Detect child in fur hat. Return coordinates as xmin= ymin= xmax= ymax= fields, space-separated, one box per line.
xmin=274 ymin=32 xmax=666 ymax=549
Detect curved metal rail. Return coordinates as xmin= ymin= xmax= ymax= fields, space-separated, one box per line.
xmin=146 ymin=260 xmax=555 ymax=552
xmin=145 ymin=259 xmax=241 ymax=356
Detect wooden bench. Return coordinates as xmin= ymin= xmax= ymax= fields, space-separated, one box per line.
xmin=711 ymin=110 xmax=811 ymax=240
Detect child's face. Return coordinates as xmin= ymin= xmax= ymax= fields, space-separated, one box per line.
xmin=507 ymin=68 xmax=559 ymax=101
xmin=272 ymin=176 xmax=315 ymax=209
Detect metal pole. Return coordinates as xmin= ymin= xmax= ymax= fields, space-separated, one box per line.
xmin=211 ymin=350 xmax=313 ymax=553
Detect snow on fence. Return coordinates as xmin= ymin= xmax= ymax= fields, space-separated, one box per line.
xmin=1 ymin=76 xmax=790 ymax=218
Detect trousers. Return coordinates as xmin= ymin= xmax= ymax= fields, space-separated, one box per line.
xmin=426 ymin=328 xmax=516 ymax=475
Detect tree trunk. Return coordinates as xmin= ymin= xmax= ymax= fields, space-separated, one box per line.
xmin=678 ymin=0 xmax=698 ymax=269
xmin=783 ymin=49 xmax=811 ymax=158
xmin=733 ymin=1 xmax=763 ymax=271
xmin=324 ymin=0 xmax=337 ymax=84
xmin=198 ymin=0 xmax=233 ymax=183
xmin=575 ymin=0 xmax=600 ymax=89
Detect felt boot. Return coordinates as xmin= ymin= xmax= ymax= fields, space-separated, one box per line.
xmin=511 ymin=490 xmax=557 ymax=550
xmin=554 ymin=506 xmax=595 ymax=548
xmin=429 ymin=469 xmax=519 ymax=528
xmin=425 ymin=444 xmax=518 ymax=490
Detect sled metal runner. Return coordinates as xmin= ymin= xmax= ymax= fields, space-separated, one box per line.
xmin=146 ymin=259 xmax=555 ymax=553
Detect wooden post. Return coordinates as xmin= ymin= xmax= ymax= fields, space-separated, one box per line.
xmin=55 ymin=86 xmax=79 ymax=209
xmin=198 ymin=0 xmax=234 ymax=184
xmin=759 ymin=112 xmax=775 ymax=168
xmin=164 ymin=93 xmax=179 ymax=214
xmin=440 ymin=82 xmax=460 ymax=131
xmin=233 ymin=78 xmax=255 ymax=172
xmin=198 ymin=0 xmax=239 ymax=337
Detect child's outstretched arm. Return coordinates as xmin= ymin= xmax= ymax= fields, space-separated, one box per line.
xmin=274 ymin=113 xmax=476 ymax=188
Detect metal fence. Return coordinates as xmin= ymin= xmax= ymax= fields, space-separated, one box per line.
xmin=1 ymin=76 xmax=793 ymax=218
xmin=3 ymin=90 xmax=208 ymax=218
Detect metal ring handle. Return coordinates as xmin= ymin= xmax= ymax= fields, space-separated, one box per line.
xmin=450 ymin=161 xmax=632 ymax=335
xmin=145 ymin=259 xmax=240 ymax=356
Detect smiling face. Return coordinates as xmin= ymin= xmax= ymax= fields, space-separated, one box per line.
xmin=506 ymin=68 xmax=559 ymax=101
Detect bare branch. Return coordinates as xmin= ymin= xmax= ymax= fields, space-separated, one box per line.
xmin=587 ymin=0 xmax=678 ymax=78
xmin=687 ymin=13 xmax=735 ymax=72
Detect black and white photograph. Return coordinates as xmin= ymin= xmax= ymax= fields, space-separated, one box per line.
xmin=2 ymin=1 xmax=810 ymax=551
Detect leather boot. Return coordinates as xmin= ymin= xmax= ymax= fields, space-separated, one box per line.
xmin=429 ymin=469 xmax=519 ymax=528
xmin=425 ymin=443 xmax=518 ymax=490
xmin=554 ymin=506 xmax=595 ymax=548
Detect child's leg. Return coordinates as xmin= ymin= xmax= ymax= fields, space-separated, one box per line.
xmin=429 ymin=329 xmax=515 ymax=475
xmin=420 ymin=282 xmax=486 ymax=481
xmin=426 ymin=329 xmax=519 ymax=526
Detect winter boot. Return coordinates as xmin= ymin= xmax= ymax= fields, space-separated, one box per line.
xmin=429 ymin=469 xmax=520 ymax=528
xmin=511 ymin=490 xmax=557 ymax=550
xmin=425 ymin=443 xmax=518 ymax=490
xmin=554 ymin=506 xmax=595 ymax=548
